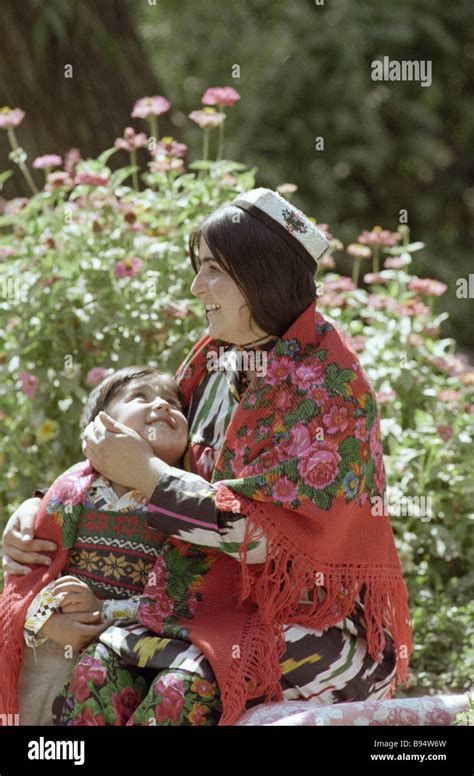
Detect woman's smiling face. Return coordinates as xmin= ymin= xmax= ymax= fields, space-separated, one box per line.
xmin=190 ymin=237 xmax=269 ymax=345
xmin=105 ymin=378 xmax=188 ymax=465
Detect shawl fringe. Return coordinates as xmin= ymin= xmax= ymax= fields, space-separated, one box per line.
xmin=215 ymin=483 xmax=411 ymax=722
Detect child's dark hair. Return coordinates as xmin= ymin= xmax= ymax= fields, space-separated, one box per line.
xmin=80 ymin=365 xmax=182 ymax=434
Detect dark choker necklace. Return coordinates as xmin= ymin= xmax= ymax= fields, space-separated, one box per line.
xmin=237 ymin=334 xmax=278 ymax=350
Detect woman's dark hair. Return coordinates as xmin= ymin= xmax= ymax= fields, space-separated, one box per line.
xmin=189 ymin=203 xmax=317 ymax=337
xmin=80 ymin=365 xmax=182 ymax=433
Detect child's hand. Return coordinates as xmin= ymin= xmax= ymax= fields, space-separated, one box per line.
xmin=51 ymin=576 xmax=102 ymax=615
xmin=41 ymin=611 xmax=108 ymax=652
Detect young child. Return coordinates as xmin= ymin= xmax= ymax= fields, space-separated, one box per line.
xmin=10 ymin=365 xmax=189 ymax=725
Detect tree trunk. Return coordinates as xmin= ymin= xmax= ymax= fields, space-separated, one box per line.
xmin=0 ymin=0 xmax=171 ymax=197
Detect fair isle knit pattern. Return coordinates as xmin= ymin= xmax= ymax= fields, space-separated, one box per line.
xmin=0 ymin=465 xmax=166 ymax=717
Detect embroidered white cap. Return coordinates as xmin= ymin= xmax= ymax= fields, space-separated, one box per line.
xmin=232 ymin=187 xmax=330 ymax=271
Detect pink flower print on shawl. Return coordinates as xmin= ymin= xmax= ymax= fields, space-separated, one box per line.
xmin=297 ymin=439 xmax=341 ymax=490
xmin=293 ymin=359 xmax=325 ymax=388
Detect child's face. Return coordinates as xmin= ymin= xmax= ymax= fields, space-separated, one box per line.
xmin=105 ymin=378 xmax=188 ymax=466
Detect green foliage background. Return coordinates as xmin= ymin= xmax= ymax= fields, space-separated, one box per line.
xmin=138 ymin=0 xmax=474 ymax=355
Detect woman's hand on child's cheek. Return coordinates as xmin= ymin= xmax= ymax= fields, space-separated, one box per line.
xmin=82 ymin=411 xmax=156 ymax=491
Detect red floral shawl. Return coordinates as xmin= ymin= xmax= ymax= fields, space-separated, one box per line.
xmin=138 ymin=301 xmax=412 ymax=725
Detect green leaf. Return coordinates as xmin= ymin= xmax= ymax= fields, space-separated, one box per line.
xmin=217 ymin=541 xmax=260 ymax=554
xmin=311 ymin=489 xmax=332 ymax=510
xmin=338 ymin=436 xmax=361 ymax=462
xmin=188 ymin=161 xmax=214 ymax=170
xmin=386 ymin=242 xmax=425 ymax=255
xmin=110 ymin=165 xmax=139 ymax=188
xmin=0 ymin=170 xmax=13 ymax=191
xmin=97 ymin=147 xmax=119 ymax=166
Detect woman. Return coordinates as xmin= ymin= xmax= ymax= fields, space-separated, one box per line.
xmin=1 ymin=188 xmax=412 ymax=726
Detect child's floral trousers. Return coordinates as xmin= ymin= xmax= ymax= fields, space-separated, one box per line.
xmin=52 ymin=641 xmax=223 ymax=726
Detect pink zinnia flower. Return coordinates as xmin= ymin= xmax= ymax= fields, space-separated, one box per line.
xmin=358 ymin=227 xmax=402 ymax=247
xmin=114 ymin=256 xmax=143 ymax=277
xmin=46 ymin=171 xmax=73 ymax=189
xmin=32 ymin=154 xmax=62 ymax=169
xmin=408 ymin=277 xmax=447 ymax=297
xmin=75 ymin=171 xmax=109 ymax=187
xmin=324 ymin=277 xmax=355 ymax=293
xmin=0 ymin=107 xmax=25 ymax=129
xmin=364 ymin=272 xmax=388 ymax=285
xmin=201 ymin=86 xmax=241 ymax=107
xmin=189 ymin=109 xmax=226 ymax=129
xmin=114 ymin=127 xmax=148 ymax=152
xmin=132 ymin=96 xmax=171 ymax=119
xmin=318 ymin=291 xmax=346 ymax=308
xmin=384 ymin=255 xmax=410 ymax=269
xmin=64 ymin=148 xmax=81 ymax=174
xmin=155 ymin=136 xmax=188 ymax=158
xmin=367 ymin=294 xmax=396 ymax=311
xmin=20 ymin=372 xmax=38 ymax=398
xmin=86 ymin=367 xmax=110 ymax=386
xmin=346 ymin=243 xmax=372 ymax=259
xmin=149 ymin=155 xmax=185 ymax=174
xmin=397 ymin=299 xmax=430 ymax=317
xmin=319 ymin=254 xmax=335 ymax=270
